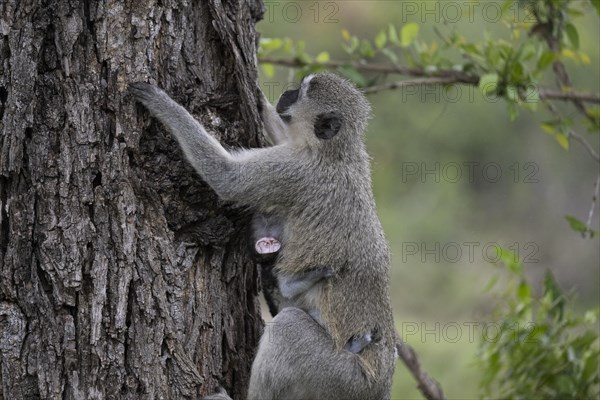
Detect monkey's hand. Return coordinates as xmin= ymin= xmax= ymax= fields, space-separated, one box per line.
xmin=129 ymin=82 xmax=169 ymax=114
xmin=258 ymin=88 xmax=290 ymax=145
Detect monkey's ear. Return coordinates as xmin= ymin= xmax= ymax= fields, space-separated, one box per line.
xmin=314 ymin=111 xmax=342 ymax=140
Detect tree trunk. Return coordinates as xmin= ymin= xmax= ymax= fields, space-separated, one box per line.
xmin=0 ymin=1 xmax=264 ymax=398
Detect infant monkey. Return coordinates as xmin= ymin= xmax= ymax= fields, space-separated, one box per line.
xmin=131 ymin=73 xmax=397 ymax=400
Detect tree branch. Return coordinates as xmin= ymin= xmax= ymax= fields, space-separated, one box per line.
xmin=396 ymin=341 xmax=446 ymax=400
xmin=258 ymin=57 xmax=600 ymax=104
xmin=537 ymin=88 xmax=600 ymax=104
xmin=259 ymin=56 xmax=479 ymax=83
xmin=362 ymin=77 xmax=461 ymax=94
xmin=529 ymin=3 xmax=599 ymax=124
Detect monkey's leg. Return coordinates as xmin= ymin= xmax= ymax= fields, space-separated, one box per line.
xmin=248 ymin=307 xmax=382 ymax=400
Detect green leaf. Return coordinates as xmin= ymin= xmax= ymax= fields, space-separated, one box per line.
xmin=343 ymin=36 xmax=360 ymax=55
xmin=337 ymin=65 xmax=367 ymax=87
xmin=591 ymin=0 xmax=600 ymax=15
xmin=543 ymin=270 xmax=563 ymax=300
xmin=479 ymin=73 xmax=499 ymax=95
xmin=496 ymin=246 xmax=522 ymax=274
xmin=555 ymin=133 xmax=570 ymax=150
xmin=341 ymin=29 xmax=351 ymax=42
xmin=315 ymin=51 xmax=330 ymax=63
xmin=400 ymin=23 xmax=419 ymax=48
xmin=579 ymin=52 xmax=591 ymax=65
xmin=261 ymin=63 xmax=275 ymax=78
xmin=581 ymin=349 xmax=600 ymax=383
xmin=517 ymin=280 xmax=532 ymax=302
xmin=567 ymin=7 xmax=584 ymax=17
xmin=388 ymin=24 xmax=399 ymax=45
xmin=259 ymin=38 xmax=283 ymax=52
xmin=565 ymin=215 xmax=587 ymax=234
xmin=486 ymin=47 xmax=502 ymax=68
xmin=460 ymin=43 xmax=481 ymax=56
xmin=506 ymin=85 xmax=519 ymax=102
xmin=381 ymin=48 xmax=398 ymax=63
xmin=543 ymin=270 xmax=565 ymax=320
xmin=282 ymin=38 xmax=294 ymax=54
xmin=520 ymin=43 xmax=536 ymax=61
xmin=541 ymin=121 xmax=558 ymax=135
xmin=375 ymin=31 xmax=387 ymax=49
xmin=523 ymin=86 xmax=539 ymax=110
xmin=562 ymin=48 xmax=578 ymax=61
xmin=584 ymin=310 xmax=598 ymax=324
xmin=501 ymin=0 xmax=516 ymax=14
xmin=584 ymin=112 xmax=600 ymax=130
xmin=509 ymin=62 xmax=525 ymax=82
xmin=571 ymin=331 xmax=599 ymax=351
xmin=359 ymin=39 xmax=375 ymax=58
xmin=508 ymin=102 xmax=519 ymax=121
xmin=537 ymin=51 xmax=555 ymax=70
xmin=565 ymin=23 xmax=580 ymax=50
xmin=483 ymin=273 xmax=499 ymax=292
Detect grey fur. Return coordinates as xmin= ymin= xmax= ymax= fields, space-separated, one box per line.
xmin=130 ymin=73 xmax=397 ymax=400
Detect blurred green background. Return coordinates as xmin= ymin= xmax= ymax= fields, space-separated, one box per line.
xmin=257 ymin=1 xmax=599 ymax=398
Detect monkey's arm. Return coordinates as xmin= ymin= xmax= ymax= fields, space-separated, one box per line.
xmin=131 ymin=82 xmax=233 ymax=191
xmin=131 ymin=83 xmax=292 ymax=203
xmin=259 ymin=90 xmax=290 ymax=145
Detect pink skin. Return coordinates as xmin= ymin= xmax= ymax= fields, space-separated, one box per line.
xmin=255 ymin=237 xmax=281 ymax=254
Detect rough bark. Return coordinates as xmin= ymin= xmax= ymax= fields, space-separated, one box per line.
xmin=0 ymin=0 xmax=264 ymax=398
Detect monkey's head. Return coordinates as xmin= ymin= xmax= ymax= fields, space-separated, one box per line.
xmin=276 ymin=73 xmax=371 ymax=151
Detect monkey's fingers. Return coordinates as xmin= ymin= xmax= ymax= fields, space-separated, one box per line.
xmin=129 ymin=82 xmax=162 ymax=105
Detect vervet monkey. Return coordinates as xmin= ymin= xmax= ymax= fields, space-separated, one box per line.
xmin=131 ymin=72 xmax=397 ymax=399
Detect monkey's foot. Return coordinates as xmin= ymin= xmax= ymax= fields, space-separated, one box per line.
xmin=255 ymin=237 xmax=281 ymax=254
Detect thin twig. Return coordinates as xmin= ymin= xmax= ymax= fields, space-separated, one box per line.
xmin=569 ymin=130 xmax=600 ymax=163
xmin=586 ymin=173 xmax=600 ymax=233
xmin=258 ymin=57 xmax=600 ymax=104
xmin=396 ymin=341 xmax=446 ymax=400
xmin=537 ymin=88 xmax=600 ymax=104
xmin=546 ymin=101 xmax=600 ymax=164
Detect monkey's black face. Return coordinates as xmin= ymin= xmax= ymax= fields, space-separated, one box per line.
xmin=276 ymin=89 xmax=299 ymax=122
